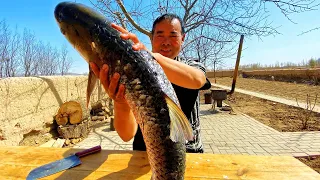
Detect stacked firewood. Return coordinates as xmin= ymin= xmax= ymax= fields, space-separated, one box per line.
xmin=54 ymin=98 xmax=114 ymax=146
xmin=90 ymin=98 xmax=114 ymax=125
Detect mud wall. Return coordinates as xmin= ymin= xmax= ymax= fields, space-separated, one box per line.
xmin=0 ymin=75 xmax=106 ymax=146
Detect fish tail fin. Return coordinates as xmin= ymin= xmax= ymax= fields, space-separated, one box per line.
xmin=164 ymin=95 xmax=194 ymax=143
xmin=86 ymin=68 xmax=98 ymax=109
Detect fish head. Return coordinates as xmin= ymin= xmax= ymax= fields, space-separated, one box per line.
xmin=54 ymin=2 xmax=136 ymax=107
xmin=54 ymin=2 xmax=121 ymax=68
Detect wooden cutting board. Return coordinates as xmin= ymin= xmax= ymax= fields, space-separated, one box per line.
xmin=0 ymin=145 xmax=319 ymax=179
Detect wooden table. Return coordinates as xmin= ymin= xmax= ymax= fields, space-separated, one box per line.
xmin=0 ymin=146 xmax=319 ymax=179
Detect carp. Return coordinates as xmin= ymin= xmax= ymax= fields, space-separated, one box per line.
xmin=54 ymin=2 xmax=193 ymax=179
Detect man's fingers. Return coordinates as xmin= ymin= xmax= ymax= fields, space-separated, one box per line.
xmin=90 ymin=60 xmax=126 ymax=103
xmin=108 ymin=73 xmax=120 ymax=98
xmin=89 ymin=62 xmax=100 ymax=78
xmin=132 ymin=43 xmax=146 ymax=51
xmin=120 ymin=32 xmax=140 ymax=43
xmin=111 ymin=23 xmax=141 ymax=46
xmin=116 ymin=84 xmax=126 ymax=100
xmin=100 ymin=64 xmax=110 ymax=92
xmin=120 ymin=33 xmax=130 ymax=40
xmin=127 ymin=32 xmax=140 ymax=44
xmin=111 ymin=23 xmax=128 ymax=33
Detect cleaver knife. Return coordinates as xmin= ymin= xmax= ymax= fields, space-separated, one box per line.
xmin=26 ymin=145 xmax=101 ymax=180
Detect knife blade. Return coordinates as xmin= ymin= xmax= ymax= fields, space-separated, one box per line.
xmin=26 ymin=145 xmax=101 ymax=180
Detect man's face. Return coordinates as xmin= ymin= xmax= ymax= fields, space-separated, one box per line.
xmin=151 ymin=18 xmax=185 ymax=59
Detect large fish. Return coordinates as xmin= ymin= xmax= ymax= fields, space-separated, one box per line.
xmin=54 ymin=2 xmax=193 ymax=179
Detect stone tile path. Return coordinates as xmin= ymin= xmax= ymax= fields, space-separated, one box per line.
xmin=74 ymin=103 xmax=320 ymax=157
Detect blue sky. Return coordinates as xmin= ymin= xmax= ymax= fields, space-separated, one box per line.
xmin=1 ymin=0 xmax=319 ymax=74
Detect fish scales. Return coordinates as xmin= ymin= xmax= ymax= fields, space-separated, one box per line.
xmin=124 ymin=48 xmax=187 ymax=180
xmin=54 ymin=2 xmax=193 ymax=179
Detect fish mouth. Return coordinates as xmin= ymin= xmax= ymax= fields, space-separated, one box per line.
xmin=54 ymin=2 xmax=70 ymax=24
xmin=53 ymin=2 xmax=123 ymax=67
xmin=54 ymin=2 xmax=77 ymax=36
xmin=54 ymin=2 xmax=108 ymax=28
xmin=54 ymin=2 xmax=100 ymax=64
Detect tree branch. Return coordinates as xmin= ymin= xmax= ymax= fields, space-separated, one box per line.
xmin=297 ymin=26 xmax=320 ymax=36
xmin=115 ymin=0 xmax=151 ymax=39
xmin=114 ymin=11 xmax=127 ymax=29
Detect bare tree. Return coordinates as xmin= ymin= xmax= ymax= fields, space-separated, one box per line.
xmin=296 ymin=94 xmax=318 ymax=129
xmin=0 ymin=20 xmax=21 ymax=78
xmin=5 ymin=26 xmax=21 ymax=77
xmin=58 ymin=43 xmax=73 ymax=75
xmin=21 ymin=28 xmax=38 ymax=77
xmin=90 ymin=0 xmax=154 ymax=37
xmin=0 ymin=19 xmax=10 ymax=78
xmin=37 ymin=42 xmax=60 ymax=76
xmin=181 ymin=24 xmax=237 ymax=69
xmin=34 ymin=41 xmax=45 ymax=75
xmin=89 ymin=0 xmax=319 ymax=68
xmin=1 ymin=19 xmax=76 ymax=78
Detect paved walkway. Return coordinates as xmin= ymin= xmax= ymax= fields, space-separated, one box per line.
xmin=74 ymin=102 xmax=320 ymax=157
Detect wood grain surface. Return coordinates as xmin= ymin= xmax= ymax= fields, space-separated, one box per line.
xmin=0 ymin=146 xmax=319 ymax=179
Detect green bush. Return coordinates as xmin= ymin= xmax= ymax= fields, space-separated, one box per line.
xmin=308 ymin=58 xmax=317 ymax=68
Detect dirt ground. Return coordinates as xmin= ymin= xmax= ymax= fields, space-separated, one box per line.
xmin=208 ymin=77 xmax=320 ymax=132
xmin=226 ymin=93 xmax=320 ymax=132
xmin=211 ymin=77 xmax=320 ymax=108
xmin=205 ymin=77 xmax=320 ymax=173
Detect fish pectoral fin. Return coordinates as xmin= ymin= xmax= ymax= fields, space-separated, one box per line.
xmin=86 ymin=68 xmax=98 ymax=108
xmin=164 ymin=95 xmax=194 ymax=143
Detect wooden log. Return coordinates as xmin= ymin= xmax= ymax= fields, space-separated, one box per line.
xmin=55 ymin=116 xmax=68 ymax=126
xmin=97 ymin=111 xmax=107 ymax=116
xmin=91 ymin=101 xmax=103 ymax=111
xmin=57 ymin=119 xmax=90 ymax=139
xmin=55 ymin=101 xmax=83 ymax=125
xmin=91 ymin=116 xmax=105 ymax=121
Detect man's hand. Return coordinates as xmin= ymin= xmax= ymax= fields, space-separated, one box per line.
xmin=89 ymin=63 xmax=128 ymax=106
xmin=111 ymin=23 xmax=148 ymax=52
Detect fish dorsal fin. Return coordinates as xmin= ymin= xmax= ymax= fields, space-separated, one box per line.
xmin=164 ymin=94 xmax=194 ymax=143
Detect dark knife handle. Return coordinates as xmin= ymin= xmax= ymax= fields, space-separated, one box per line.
xmin=75 ymin=145 xmax=101 ymax=157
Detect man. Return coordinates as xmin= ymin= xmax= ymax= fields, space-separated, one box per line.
xmin=90 ymin=13 xmax=209 ymax=153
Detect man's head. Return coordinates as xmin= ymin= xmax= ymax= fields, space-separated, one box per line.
xmin=151 ymin=14 xmax=185 ymax=59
